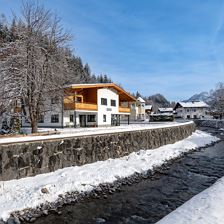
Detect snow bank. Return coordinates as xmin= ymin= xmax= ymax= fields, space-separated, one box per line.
xmin=157 ymin=177 xmax=224 ymax=224
xmin=0 ymin=130 xmax=218 ymax=220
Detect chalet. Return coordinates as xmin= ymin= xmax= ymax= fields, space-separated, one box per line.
xmin=22 ymin=83 xmax=136 ymax=128
xmin=174 ymin=101 xmax=209 ymax=119
xmin=130 ymin=97 xmax=146 ymax=120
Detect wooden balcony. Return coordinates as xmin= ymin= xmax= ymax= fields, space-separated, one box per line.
xmin=119 ymin=107 xmax=131 ymax=113
xmin=64 ymin=102 xmax=97 ymax=111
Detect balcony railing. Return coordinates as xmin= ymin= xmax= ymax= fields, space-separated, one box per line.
xmin=119 ymin=107 xmax=131 ymax=113
xmin=64 ymin=102 xmax=97 ymax=111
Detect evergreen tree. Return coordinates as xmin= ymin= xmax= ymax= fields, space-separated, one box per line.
xmin=98 ymin=74 xmax=104 ymax=83
xmin=84 ymin=63 xmax=91 ymax=83
xmin=103 ymin=74 xmax=108 ymax=83
xmin=136 ymin=91 xmax=141 ymax=98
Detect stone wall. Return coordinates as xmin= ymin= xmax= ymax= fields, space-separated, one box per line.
xmin=194 ymin=119 xmax=224 ymax=129
xmin=0 ymin=122 xmax=196 ymax=181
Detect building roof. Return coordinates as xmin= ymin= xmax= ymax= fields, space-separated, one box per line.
xmin=175 ymin=101 xmax=209 ymax=109
xmin=137 ymin=97 xmax=146 ymax=103
xmin=158 ymin=107 xmax=173 ymax=112
xmin=145 ymin=105 xmax=153 ymax=110
xmin=64 ymin=83 xmax=136 ymax=102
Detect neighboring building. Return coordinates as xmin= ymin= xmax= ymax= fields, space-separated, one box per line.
xmin=22 ymin=83 xmax=136 ymax=128
xmin=158 ymin=107 xmax=174 ymax=114
xmin=174 ymin=101 xmax=209 ymax=119
xmin=145 ymin=105 xmax=153 ymax=115
xmin=130 ymin=97 xmax=146 ymax=120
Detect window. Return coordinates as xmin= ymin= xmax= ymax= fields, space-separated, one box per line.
xmin=101 ymin=98 xmax=107 ymax=106
xmin=51 ymin=114 xmax=59 ymax=123
xmin=38 ymin=114 xmax=44 ymax=123
xmin=111 ymin=100 xmax=116 ymax=107
xmin=51 ymin=97 xmax=59 ymax=104
xmin=25 ymin=118 xmax=30 ymax=123
xmin=70 ymin=114 xmax=74 ymax=122
xmin=87 ymin=115 xmax=96 ymax=122
xmin=103 ymin=115 xmax=106 ymax=122
xmin=74 ymin=96 xmax=82 ymax=103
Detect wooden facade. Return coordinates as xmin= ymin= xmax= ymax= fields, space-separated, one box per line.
xmin=64 ymin=83 xmax=135 ymax=112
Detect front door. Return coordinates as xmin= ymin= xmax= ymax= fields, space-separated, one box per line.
xmin=111 ymin=114 xmax=120 ymax=126
xmin=79 ymin=115 xmax=86 ymax=127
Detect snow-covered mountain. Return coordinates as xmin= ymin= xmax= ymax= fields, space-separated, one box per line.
xmin=145 ymin=93 xmax=171 ymax=111
xmin=186 ymin=92 xmax=209 ymax=102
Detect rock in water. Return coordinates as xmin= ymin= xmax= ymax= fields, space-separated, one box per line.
xmin=95 ymin=218 xmax=106 ymax=223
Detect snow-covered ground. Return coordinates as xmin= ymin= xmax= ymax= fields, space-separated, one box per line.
xmin=0 ymin=121 xmax=192 ymax=145
xmin=157 ymin=176 xmax=224 ymax=224
xmin=0 ymin=130 xmax=218 ymax=221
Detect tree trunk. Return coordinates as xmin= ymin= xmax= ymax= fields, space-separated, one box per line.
xmin=31 ymin=118 xmax=38 ymax=133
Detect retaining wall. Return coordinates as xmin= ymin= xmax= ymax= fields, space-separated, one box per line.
xmin=0 ymin=122 xmax=196 ymax=181
xmin=194 ymin=119 xmax=224 ymax=129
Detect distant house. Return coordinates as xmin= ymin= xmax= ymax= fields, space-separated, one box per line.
xmin=22 ymin=83 xmax=136 ymax=128
xmin=158 ymin=107 xmax=174 ymax=114
xmin=174 ymin=101 xmax=209 ymax=119
xmin=145 ymin=105 xmax=153 ymax=115
xmin=130 ymin=97 xmax=146 ymax=120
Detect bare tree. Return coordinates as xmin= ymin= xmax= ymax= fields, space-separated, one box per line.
xmin=210 ymin=82 xmax=224 ymax=115
xmin=1 ymin=1 xmax=72 ymax=133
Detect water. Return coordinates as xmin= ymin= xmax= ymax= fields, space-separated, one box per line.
xmin=33 ymin=129 xmax=224 ymax=224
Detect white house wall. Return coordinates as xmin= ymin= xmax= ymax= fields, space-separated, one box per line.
xmin=97 ymin=88 xmax=119 ymax=126
xmin=22 ymin=98 xmax=63 ymax=128
xmin=176 ymin=107 xmax=207 ymax=119
xmin=63 ymin=110 xmax=97 ymax=127
xmin=130 ymin=101 xmax=146 ymax=120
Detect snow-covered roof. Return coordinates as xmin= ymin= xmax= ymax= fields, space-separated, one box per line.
xmin=158 ymin=108 xmax=173 ymax=112
xmin=145 ymin=105 xmax=153 ymax=110
xmin=177 ymin=101 xmax=209 ymax=108
xmin=137 ymin=97 xmax=145 ymax=103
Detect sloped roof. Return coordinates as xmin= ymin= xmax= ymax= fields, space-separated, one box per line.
xmin=64 ymin=83 xmax=136 ymax=102
xmin=145 ymin=105 xmax=153 ymax=110
xmin=178 ymin=101 xmax=209 ymax=108
xmin=137 ymin=97 xmax=146 ymax=103
xmin=158 ymin=107 xmax=173 ymax=112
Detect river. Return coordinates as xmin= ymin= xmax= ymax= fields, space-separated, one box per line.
xmin=32 ymin=128 xmax=224 ymax=224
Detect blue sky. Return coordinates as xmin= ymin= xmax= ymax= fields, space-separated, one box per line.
xmin=1 ymin=0 xmax=224 ymax=101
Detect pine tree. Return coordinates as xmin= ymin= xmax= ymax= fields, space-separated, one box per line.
xmin=136 ymin=91 xmax=141 ymax=98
